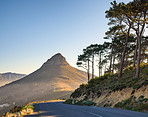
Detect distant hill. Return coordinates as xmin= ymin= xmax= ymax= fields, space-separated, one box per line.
xmin=0 ymin=53 xmax=87 ymax=115
xmin=0 ymin=74 xmax=3 ymax=80
xmin=1 ymin=72 xmax=26 ymax=80
xmin=0 ymin=72 xmax=26 ymax=87
xmin=68 ymin=63 xmax=148 ymax=112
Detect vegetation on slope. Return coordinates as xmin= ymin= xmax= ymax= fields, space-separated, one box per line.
xmin=67 ymin=63 xmax=148 ymax=111
xmin=0 ymin=104 xmax=35 ymax=117
xmin=115 ymin=95 xmax=148 ymax=111
xmin=73 ymin=0 xmax=148 ymax=111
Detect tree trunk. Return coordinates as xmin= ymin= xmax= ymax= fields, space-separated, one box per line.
xmin=109 ymin=47 xmax=113 ymax=73
xmin=135 ymin=36 xmax=142 ymax=78
xmin=133 ymin=39 xmax=138 ymax=67
xmin=92 ymin=55 xmax=94 ymax=79
xmin=118 ymin=27 xmax=131 ymax=78
xmin=135 ymin=12 xmax=146 ymax=78
xmin=104 ymin=65 xmax=106 ymax=74
xmin=118 ymin=40 xmax=127 ymax=77
xmin=101 ymin=67 xmax=102 ymax=76
xmin=125 ymin=52 xmax=128 ymax=68
xmin=100 ymin=53 xmax=102 ymax=76
xmin=87 ymin=60 xmax=90 ymax=82
xmin=99 ymin=65 xmax=101 ymax=77
xmin=112 ymin=55 xmax=115 ymax=74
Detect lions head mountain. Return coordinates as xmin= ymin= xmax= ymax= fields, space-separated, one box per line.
xmin=0 ymin=53 xmax=87 ymax=114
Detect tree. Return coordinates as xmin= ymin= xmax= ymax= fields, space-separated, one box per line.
xmin=84 ymin=44 xmax=98 ymax=79
xmin=104 ymin=25 xmax=122 ymax=74
xmin=105 ymin=1 xmax=134 ymax=77
xmin=77 ymin=53 xmax=90 ymax=82
xmin=106 ymin=0 xmax=148 ymax=78
xmin=129 ymin=0 xmax=148 ymax=78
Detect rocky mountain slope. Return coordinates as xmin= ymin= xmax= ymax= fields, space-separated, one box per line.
xmin=68 ymin=64 xmax=148 ymax=112
xmin=0 ymin=73 xmax=26 ymax=87
xmin=0 ymin=53 xmax=87 ymax=115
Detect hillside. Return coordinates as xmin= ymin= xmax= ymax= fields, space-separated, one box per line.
xmin=0 ymin=74 xmax=3 ymax=80
xmin=67 ymin=63 xmax=148 ymax=112
xmin=0 ymin=53 xmax=87 ymax=115
xmin=0 ymin=73 xmax=26 ymax=87
xmin=1 ymin=72 xmax=26 ymax=80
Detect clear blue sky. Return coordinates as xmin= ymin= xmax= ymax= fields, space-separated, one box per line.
xmin=0 ymin=0 xmax=131 ymax=74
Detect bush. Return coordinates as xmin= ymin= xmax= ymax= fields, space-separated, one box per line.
xmin=64 ymin=99 xmax=73 ymax=104
xmin=23 ymin=105 xmax=34 ymax=110
xmin=10 ymin=106 xmax=22 ymax=113
xmin=138 ymin=104 xmax=148 ymax=111
xmin=104 ymin=103 xmax=112 ymax=107
xmin=83 ymin=101 xmax=96 ymax=106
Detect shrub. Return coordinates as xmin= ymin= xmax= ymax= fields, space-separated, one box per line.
xmin=115 ymin=102 xmax=122 ymax=108
xmin=23 ymin=105 xmax=34 ymax=110
xmin=83 ymin=101 xmax=96 ymax=106
xmin=114 ymin=95 xmax=148 ymax=112
xmin=9 ymin=106 xmax=22 ymax=113
xmin=104 ymin=103 xmax=112 ymax=107
xmin=64 ymin=99 xmax=73 ymax=104
xmin=138 ymin=104 xmax=148 ymax=111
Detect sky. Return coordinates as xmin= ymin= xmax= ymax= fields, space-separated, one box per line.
xmin=0 ymin=0 xmax=133 ymax=75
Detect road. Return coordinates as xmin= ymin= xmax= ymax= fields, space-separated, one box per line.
xmin=25 ymin=101 xmax=148 ymax=117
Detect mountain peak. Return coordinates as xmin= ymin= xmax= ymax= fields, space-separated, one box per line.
xmin=43 ymin=53 xmax=69 ymax=66
xmin=52 ymin=53 xmax=64 ymax=58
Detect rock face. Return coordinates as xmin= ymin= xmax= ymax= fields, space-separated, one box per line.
xmin=90 ymin=86 xmax=148 ymax=107
xmin=0 ymin=53 xmax=87 ymax=115
xmin=70 ymin=85 xmax=148 ymax=107
xmin=0 ymin=73 xmax=26 ymax=87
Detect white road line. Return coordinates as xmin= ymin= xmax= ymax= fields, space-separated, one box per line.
xmin=80 ymin=110 xmax=103 ymax=117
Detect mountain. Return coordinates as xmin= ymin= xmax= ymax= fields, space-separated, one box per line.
xmin=1 ymin=72 xmax=26 ymax=80
xmin=0 ymin=74 xmax=3 ymax=80
xmin=0 ymin=72 xmax=26 ymax=87
xmin=0 ymin=53 xmax=87 ymax=115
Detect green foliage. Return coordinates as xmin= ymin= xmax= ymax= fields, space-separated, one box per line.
xmin=9 ymin=106 xmax=22 ymax=113
xmin=115 ymin=96 xmax=148 ymax=111
xmin=74 ymin=100 xmax=84 ymax=105
xmin=23 ymin=105 xmax=35 ymax=110
xmin=74 ymin=100 xmax=96 ymax=106
xmin=82 ymin=101 xmax=96 ymax=106
xmin=64 ymin=99 xmax=96 ymax=106
xmin=64 ymin=99 xmax=73 ymax=104
xmin=104 ymin=103 xmax=112 ymax=107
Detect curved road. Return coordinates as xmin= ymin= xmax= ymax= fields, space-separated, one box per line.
xmin=25 ymin=101 xmax=148 ymax=117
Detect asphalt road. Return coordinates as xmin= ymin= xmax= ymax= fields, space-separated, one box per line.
xmin=25 ymin=101 xmax=148 ymax=117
